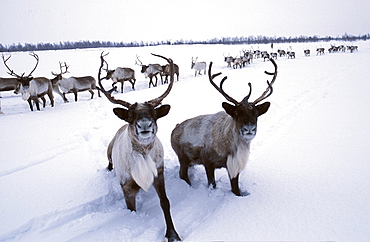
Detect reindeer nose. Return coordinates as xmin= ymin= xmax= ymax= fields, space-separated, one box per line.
xmin=243 ymin=123 xmax=257 ymax=134
xmin=137 ymin=119 xmax=153 ymax=131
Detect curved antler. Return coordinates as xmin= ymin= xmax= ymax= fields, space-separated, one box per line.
xmin=147 ymin=53 xmax=174 ymax=107
xmin=252 ymin=58 xmax=277 ymax=105
xmin=2 ymin=52 xmax=39 ymax=78
xmin=208 ymin=62 xmax=239 ymax=105
xmin=27 ymin=52 xmax=39 ymax=77
xmin=97 ymin=51 xmax=131 ymax=108
xmin=2 ymin=54 xmax=21 ymax=78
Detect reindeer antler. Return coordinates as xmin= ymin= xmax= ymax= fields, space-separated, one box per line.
xmin=2 ymin=52 xmax=39 ymax=78
xmin=208 ymin=58 xmax=277 ymax=106
xmin=135 ymin=55 xmax=143 ymax=66
xmin=147 ymin=53 xmax=174 ymax=107
xmin=52 ymin=61 xmax=69 ymax=76
xmin=252 ymin=58 xmax=277 ymax=105
xmin=27 ymin=52 xmax=39 ymax=77
xmin=2 ymin=54 xmax=20 ymax=78
xmin=98 ymin=52 xmax=174 ymax=109
xmin=208 ymin=62 xmax=241 ymax=106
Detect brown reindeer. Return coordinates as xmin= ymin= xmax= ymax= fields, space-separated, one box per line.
xmin=171 ymin=59 xmax=277 ymax=196
xmin=98 ymin=52 xmax=181 ymax=242
xmin=2 ymin=53 xmax=54 ymax=111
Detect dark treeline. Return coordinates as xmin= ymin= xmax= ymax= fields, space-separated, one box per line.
xmin=1 ymin=33 xmax=369 ymax=52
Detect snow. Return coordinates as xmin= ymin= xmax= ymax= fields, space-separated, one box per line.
xmin=1 ymin=41 xmax=370 ymax=241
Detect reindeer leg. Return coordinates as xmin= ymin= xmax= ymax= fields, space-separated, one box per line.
xmin=131 ymin=79 xmax=136 ymax=90
xmin=149 ymin=77 xmax=153 ymax=88
xmin=121 ymin=180 xmax=140 ymax=211
xmin=230 ymin=173 xmax=241 ymax=196
xmin=154 ymin=75 xmax=158 ymax=87
xmin=27 ymin=99 xmax=34 ymax=111
xmin=205 ymin=163 xmax=216 ymax=189
xmin=74 ymin=91 xmax=78 ymax=102
xmin=153 ymin=168 xmax=181 ymax=242
xmin=48 ymin=93 xmax=54 ymax=107
xmin=179 ymin=162 xmax=191 ymax=186
xmin=121 ymin=81 xmax=124 ymax=93
xmin=40 ymin=96 xmax=46 ymax=108
xmin=89 ymin=89 xmax=94 ymax=99
xmin=62 ymin=93 xmax=69 ymax=103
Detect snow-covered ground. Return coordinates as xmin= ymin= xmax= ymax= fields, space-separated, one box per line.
xmin=1 ymin=41 xmax=369 ymax=241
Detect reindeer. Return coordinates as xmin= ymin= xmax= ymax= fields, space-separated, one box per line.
xmin=2 ymin=53 xmax=54 ymax=111
xmin=51 ymin=62 xmax=100 ymax=102
xmin=262 ymin=52 xmax=270 ymax=61
xmin=316 ymin=48 xmax=325 ymax=55
xmin=224 ymin=54 xmax=233 ymax=67
xmin=191 ymin=57 xmax=206 ymax=76
xmin=136 ymin=55 xmax=163 ymax=88
xmin=241 ymin=50 xmax=253 ymax=67
xmin=102 ymin=58 xmax=136 ymax=93
xmin=171 ymin=59 xmax=277 ymax=196
xmin=304 ymin=49 xmax=311 ymax=56
xmin=97 ymin=52 xmax=181 ymax=242
xmin=270 ymin=52 xmax=278 ymax=60
xmin=287 ymin=51 xmax=296 ymax=59
xmin=277 ymin=49 xmax=286 ymax=57
xmin=161 ymin=63 xmax=179 ymax=84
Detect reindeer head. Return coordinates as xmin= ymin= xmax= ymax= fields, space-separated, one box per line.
xmin=2 ymin=52 xmax=39 ymax=100
xmin=51 ymin=62 xmax=69 ymax=85
xmin=208 ymin=59 xmax=277 ymax=142
xmin=135 ymin=55 xmax=149 ymax=74
xmin=191 ymin=57 xmax=198 ymax=69
xmin=98 ymin=52 xmax=174 ymax=144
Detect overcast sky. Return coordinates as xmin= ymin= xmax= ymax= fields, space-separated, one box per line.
xmin=1 ymin=0 xmax=369 ymax=45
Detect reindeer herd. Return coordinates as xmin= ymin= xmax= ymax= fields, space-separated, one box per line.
xmin=0 ymin=46 xmax=281 ymax=241
xmin=0 ymin=42 xmax=360 ymax=240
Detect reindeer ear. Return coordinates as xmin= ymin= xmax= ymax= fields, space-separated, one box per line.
xmin=113 ymin=108 xmax=130 ymax=122
xmin=222 ymin=102 xmax=236 ymax=117
xmin=155 ymin=104 xmax=171 ymax=119
xmin=256 ymin=102 xmax=270 ymax=116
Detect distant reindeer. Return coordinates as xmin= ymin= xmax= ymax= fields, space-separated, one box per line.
xmin=316 ymin=48 xmax=325 ymax=55
xmin=287 ymin=51 xmax=296 ymax=59
xmin=161 ymin=63 xmax=179 ymax=84
xmin=224 ymin=53 xmax=233 ymax=67
xmin=262 ymin=51 xmax=270 ymax=61
xmin=98 ymin=52 xmax=181 ymax=242
xmin=241 ymin=50 xmax=253 ymax=66
xmin=2 ymin=53 xmax=54 ymax=111
xmin=136 ymin=55 xmax=163 ymax=88
xmin=51 ymin=62 xmax=100 ymax=102
xmin=191 ymin=57 xmax=206 ymax=76
xmin=171 ymin=59 xmax=277 ymax=196
xmin=270 ymin=52 xmax=278 ymax=59
xmin=277 ymin=49 xmax=286 ymax=57
xmin=304 ymin=49 xmax=311 ymax=56
xmin=347 ymin=45 xmax=358 ymax=53
xmin=232 ymin=56 xmax=243 ymax=69
xmin=102 ymin=59 xmax=136 ymax=93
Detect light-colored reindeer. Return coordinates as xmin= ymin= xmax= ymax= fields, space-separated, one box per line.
xmin=102 ymin=58 xmax=136 ymax=93
xmin=171 ymin=59 xmax=277 ymax=196
xmin=98 ymin=52 xmax=181 ymax=242
xmin=136 ymin=55 xmax=163 ymax=88
xmin=191 ymin=57 xmax=206 ymax=77
xmin=2 ymin=53 xmax=54 ymax=111
xmin=51 ymin=62 xmax=100 ymax=102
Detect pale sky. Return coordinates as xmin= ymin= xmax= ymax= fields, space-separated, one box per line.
xmin=1 ymin=0 xmax=369 ymax=45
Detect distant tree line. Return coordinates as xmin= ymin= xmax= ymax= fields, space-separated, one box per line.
xmin=1 ymin=33 xmax=369 ymax=52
